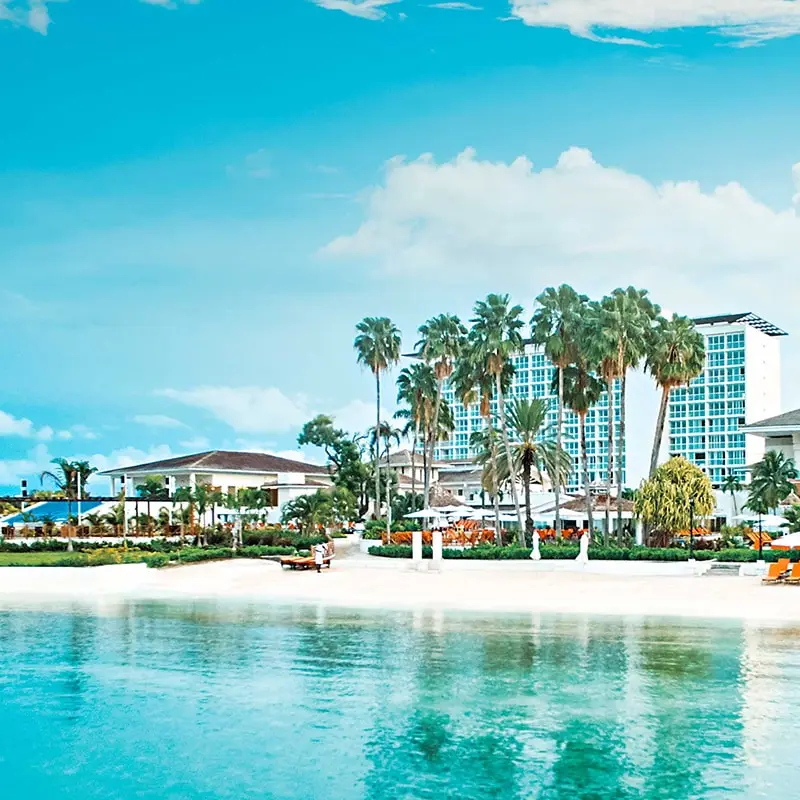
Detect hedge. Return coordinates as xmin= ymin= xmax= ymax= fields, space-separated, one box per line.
xmin=368 ymin=545 xmax=788 ymax=562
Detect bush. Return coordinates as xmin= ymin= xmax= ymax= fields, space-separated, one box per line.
xmin=144 ymin=553 xmax=171 ymax=569
xmin=238 ymin=545 xmax=295 ymax=557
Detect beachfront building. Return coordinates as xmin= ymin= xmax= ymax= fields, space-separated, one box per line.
xmin=433 ymin=342 xmax=624 ymax=493
xmin=386 ymin=450 xmax=444 ymax=494
xmin=742 ymin=408 xmax=800 ymax=466
xmin=100 ymin=450 xmax=332 ymax=523
xmin=666 ymin=313 xmax=785 ymax=488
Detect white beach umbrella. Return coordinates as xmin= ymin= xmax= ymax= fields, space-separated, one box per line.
xmin=404 ymin=508 xmax=444 ymax=518
xmin=466 ymin=509 xmax=500 ymax=520
xmin=769 ymin=531 xmax=800 ymax=549
xmin=734 ymin=513 xmax=788 ymax=530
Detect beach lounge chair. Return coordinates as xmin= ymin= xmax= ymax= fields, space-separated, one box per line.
xmin=783 ymin=562 xmax=800 ymax=584
xmin=762 ymin=558 xmax=791 ymax=584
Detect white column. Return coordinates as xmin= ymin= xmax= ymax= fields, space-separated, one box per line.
xmin=431 ymin=529 xmax=443 ymax=571
xmin=122 ymin=473 xmax=129 ymax=537
xmin=635 ymin=519 xmax=644 ymax=546
xmin=412 ymin=529 xmax=423 ymax=568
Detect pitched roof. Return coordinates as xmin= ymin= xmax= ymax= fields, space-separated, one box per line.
xmin=742 ymin=408 xmax=800 ymax=431
xmin=100 ymin=450 xmax=328 ymax=476
xmin=692 ymin=313 xmax=787 ymax=337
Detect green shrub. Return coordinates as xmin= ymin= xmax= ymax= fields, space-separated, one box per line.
xmin=144 ymin=553 xmax=171 ymax=569
xmin=237 ymin=545 xmax=295 ymax=557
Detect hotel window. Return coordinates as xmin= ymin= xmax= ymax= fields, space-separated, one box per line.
xmin=709 ymin=451 xmax=725 ymax=466
xmin=597 ymin=408 xmax=609 ymax=422
xmin=532 ymin=384 xmax=546 ymax=397
xmin=728 ymin=400 xmax=745 ymax=415
xmin=709 ymin=402 xmax=725 ymax=417
xmin=709 ymin=418 xmax=725 ymax=433
xmin=730 ymin=450 xmax=746 ymax=466
xmin=728 ymin=416 xmax=745 ymax=432
xmin=708 ymin=351 xmax=725 ymax=367
xmin=670 ymin=436 xmax=687 ymax=452
xmin=515 ymin=369 xmax=530 ymax=383
xmin=708 ymin=434 xmax=725 ymax=449
xmin=689 ymin=403 xmax=705 ymax=418
xmin=670 ymin=403 xmax=687 ymax=419
xmin=726 ymin=332 xmax=744 ymax=348
xmin=688 ymin=436 xmax=705 ymax=451
xmin=728 ymin=383 xmax=745 ymax=399
xmin=688 ymin=385 xmax=705 ymax=401
xmin=708 ymin=335 xmax=725 ymax=351
xmin=728 ymin=433 xmax=745 ymax=449
xmin=727 ymin=366 xmax=745 ymax=382
xmin=727 ymin=349 xmax=745 ymax=366
xmin=708 ymin=369 xmax=725 ymax=385
xmin=670 ymin=420 xmax=687 ymax=434
xmin=708 ymin=385 xmax=725 ymax=401
xmin=688 ymin=419 xmax=705 ymax=434
xmin=672 ymin=388 xmax=687 ymax=401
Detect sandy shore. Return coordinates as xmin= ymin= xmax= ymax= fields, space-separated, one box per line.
xmin=1 ymin=557 xmax=800 ymax=623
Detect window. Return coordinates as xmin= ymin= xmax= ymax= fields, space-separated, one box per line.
xmin=688 ymin=419 xmax=705 ymax=434
xmin=709 ymin=418 xmax=725 ymax=433
xmin=688 ymin=436 xmax=705 ymax=451
xmin=728 ymin=383 xmax=745 ymax=399
xmin=728 ymin=400 xmax=745 ymax=415
xmin=708 ymin=334 xmax=725 ymax=351
xmin=708 ymin=351 xmax=725 ymax=367
xmin=727 ymin=332 xmax=745 ymax=348
xmin=708 ymin=385 xmax=725 ymax=401
xmin=670 ymin=420 xmax=687 ymax=434
xmin=670 ymin=403 xmax=687 ymax=419
xmin=709 ymin=451 xmax=725 ymax=466
xmin=709 ymin=402 xmax=725 ymax=417
xmin=727 ymin=366 xmax=745 ymax=382
xmin=689 ymin=403 xmax=705 ymax=418
xmin=708 ymin=369 xmax=725 ymax=385
xmin=708 ymin=434 xmax=725 ymax=449
xmin=729 ymin=450 xmax=746 ymax=466
xmin=672 ymin=388 xmax=687 ymax=402
xmin=688 ymin=385 xmax=705 ymax=401
xmin=728 ymin=433 xmax=745 ymax=449
xmin=727 ymin=349 xmax=745 ymax=366
xmin=670 ymin=436 xmax=687 ymax=452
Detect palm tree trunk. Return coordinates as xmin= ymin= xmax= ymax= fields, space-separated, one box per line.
xmin=617 ymin=372 xmax=627 ymax=543
xmin=374 ymin=371 xmax=381 ymax=518
xmin=523 ymin=453 xmax=532 ymax=537
xmin=580 ymin=410 xmax=594 ymax=535
xmin=426 ymin=377 xmax=445 ymax=507
xmin=411 ymin=421 xmax=419 ymax=503
xmin=649 ymin=385 xmax=670 ymax=478
xmin=554 ymin=364 xmax=564 ymax=539
xmin=605 ymin=376 xmax=614 ymax=547
xmin=495 ymin=374 xmax=525 ymax=545
xmin=487 ymin=417 xmax=502 ymax=545
xmin=385 ymin=438 xmax=392 ymax=544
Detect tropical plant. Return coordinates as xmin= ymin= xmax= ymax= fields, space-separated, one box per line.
xmin=469 ymin=293 xmax=525 ymax=532
xmin=416 ymin=313 xmax=467 ymax=505
xmin=560 ymin=363 xmax=604 ymax=535
xmin=635 ymin=457 xmax=715 ymax=542
xmin=370 ymin=421 xmax=402 ymax=541
xmin=531 ymin=284 xmax=588 ymax=538
xmin=748 ymin=451 xmax=798 ymax=514
xmin=395 ymin=363 xmax=437 ymax=502
xmin=645 ymin=314 xmax=705 ymax=477
xmin=281 ymin=488 xmax=356 ymax=535
xmin=781 ymin=505 xmax=800 ymax=533
xmin=40 ymin=458 xmax=98 ymax=520
xmin=469 ymin=426 xmax=503 ymax=544
xmin=589 ymin=288 xmax=659 ymax=540
xmin=354 ymin=316 xmax=402 ymax=526
xmin=497 ymin=397 xmax=571 ymax=538
xmin=720 ymin=473 xmax=743 ymax=518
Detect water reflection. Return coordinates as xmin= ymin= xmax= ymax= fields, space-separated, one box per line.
xmin=1 ymin=604 xmax=800 ymax=799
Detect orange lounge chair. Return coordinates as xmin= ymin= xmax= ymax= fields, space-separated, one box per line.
xmin=783 ymin=562 xmax=800 ymax=584
xmin=762 ymin=558 xmax=791 ymax=584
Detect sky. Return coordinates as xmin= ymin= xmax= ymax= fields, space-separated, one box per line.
xmin=3 ymin=0 xmax=800 ymax=494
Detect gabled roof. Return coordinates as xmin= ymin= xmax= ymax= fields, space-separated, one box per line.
xmin=100 ymin=450 xmax=327 ymax=477
xmin=742 ymin=408 xmax=800 ymax=434
xmin=692 ymin=313 xmax=787 ymax=337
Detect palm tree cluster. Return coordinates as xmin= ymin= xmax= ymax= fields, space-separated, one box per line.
xmin=356 ymin=285 xmax=706 ymax=545
xmin=747 ymin=451 xmax=798 ymax=516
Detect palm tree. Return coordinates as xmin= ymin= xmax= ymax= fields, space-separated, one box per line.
xmin=589 ymin=288 xmax=659 ymax=541
xmin=500 ymin=398 xmax=571 ymax=537
xmin=469 ymin=426 xmax=503 ymax=544
xmin=354 ymin=317 xmax=402 ymax=526
xmin=560 ymin=364 xmax=604 ymax=534
xmin=720 ymin=473 xmax=743 ymax=518
xmin=416 ymin=313 xmax=467 ymax=505
xmin=645 ymin=314 xmax=705 ymax=477
xmin=395 ymin=363 xmax=437 ymax=502
xmin=470 ymin=294 xmax=526 ymax=532
xmin=749 ymin=451 xmax=798 ymax=514
xmin=531 ymin=284 xmax=588 ymax=538
xmin=370 ymin=421 xmax=401 ymax=541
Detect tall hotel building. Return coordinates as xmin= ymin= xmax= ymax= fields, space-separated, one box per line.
xmin=666 ymin=313 xmax=785 ymax=487
xmin=434 ymin=343 xmax=624 ymax=492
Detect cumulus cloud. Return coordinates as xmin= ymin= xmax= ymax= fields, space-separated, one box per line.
xmin=429 ymin=2 xmax=482 ymax=10
xmin=509 ymin=0 xmax=800 ymax=46
xmin=0 ymin=409 xmax=58 ymax=440
xmin=310 ymin=0 xmax=402 ymax=20
xmin=0 ymin=443 xmax=51 ymax=486
xmin=322 ymin=145 xmax=800 ymax=316
xmin=133 ymin=414 xmax=187 ymax=429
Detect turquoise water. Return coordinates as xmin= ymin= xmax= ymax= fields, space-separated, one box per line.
xmin=1 ymin=603 xmax=799 ymax=799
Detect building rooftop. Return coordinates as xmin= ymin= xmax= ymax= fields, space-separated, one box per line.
xmin=100 ymin=450 xmax=328 ymax=477
xmin=692 ymin=313 xmax=788 ymax=337
xmin=742 ymin=408 xmax=800 ymax=434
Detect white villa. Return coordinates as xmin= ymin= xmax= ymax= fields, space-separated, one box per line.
xmin=101 ymin=450 xmax=332 ymax=523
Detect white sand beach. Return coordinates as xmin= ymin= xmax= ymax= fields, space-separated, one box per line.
xmin=2 ymin=549 xmax=800 ymax=623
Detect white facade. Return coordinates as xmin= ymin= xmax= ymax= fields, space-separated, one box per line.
xmin=434 ymin=343 xmax=624 ymax=492
xmin=666 ymin=314 xmax=784 ymax=487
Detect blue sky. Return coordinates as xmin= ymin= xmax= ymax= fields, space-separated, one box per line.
xmin=3 ymin=0 xmax=800 ymax=493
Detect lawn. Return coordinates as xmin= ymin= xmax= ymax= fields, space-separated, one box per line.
xmin=0 ymin=551 xmax=79 ymax=566
xmin=0 ymin=551 xmax=149 ymax=567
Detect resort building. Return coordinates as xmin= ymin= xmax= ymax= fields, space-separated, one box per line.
xmin=433 ymin=342 xmax=624 ymax=492
xmin=742 ymin=408 xmax=800 ymax=465
xmin=386 ymin=450 xmax=443 ymax=492
xmin=666 ymin=313 xmax=785 ymax=488
xmin=101 ymin=450 xmax=332 ymax=523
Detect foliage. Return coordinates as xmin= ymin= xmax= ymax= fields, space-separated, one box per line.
xmin=748 ymin=451 xmax=798 ymax=514
xmin=137 ymin=475 xmax=168 ymax=500
xmin=281 ymin=487 xmax=356 ymax=533
xmin=781 ymin=504 xmax=800 ymax=533
xmin=40 ymin=458 xmax=97 ymax=499
xmin=635 ymin=457 xmax=715 ymax=535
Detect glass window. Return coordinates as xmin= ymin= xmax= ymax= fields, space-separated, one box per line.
xmin=688 ymin=436 xmax=705 ymax=451
xmin=727 ymin=349 xmax=745 ymax=366
xmin=688 ymin=385 xmax=705 ymax=401
xmin=709 ymin=402 xmax=725 ymax=417
xmin=728 ymin=383 xmax=745 ymax=399
xmin=670 ymin=436 xmax=687 ymax=452
xmin=670 ymin=403 xmax=687 ymax=419
xmin=709 ymin=418 xmax=725 ymax=433
xmin=709 ymin=451 xmax=725 ymax=465
xmin=708 ymin=434 xmax=725 ymax=449
xmin=708 ymin=385 xmax=725 ymax=400
xmin=672 ymin=388 xmax=687 ymax=401
xmin=708 ymin=335 xmax=725 ymax=351
xmin=708 ymin=369 xmax=725 ymax=385
xmin=670 ymin=420 xmax=687 ymax=434
xmin=728 ymin=400 xmax=745 ymax=415
xmin=728 ymin=433 xmax=745 ymax=449
xmin=708 ymin=351 xmax=725 ymax=367
xmin=688 ymin=419 xmax=705 ymax=434
xmin=726 ymin=332 xmax=744 ymax=348
xmin=729 ymin=450 xmax=746 ymax=466
xmin=689 ymin=403 xmax=705 ymax=418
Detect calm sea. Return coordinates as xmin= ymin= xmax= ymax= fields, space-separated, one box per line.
xmin=1 ymin=602 xmax=798 ymax=799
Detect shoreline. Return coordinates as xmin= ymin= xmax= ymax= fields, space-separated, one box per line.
xmin=1 ymin=559 xmax=799 ymax=624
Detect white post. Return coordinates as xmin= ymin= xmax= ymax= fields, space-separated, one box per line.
xmin=635 ymin=519 xmax=644 ymax=546
xmin=576 ymin=532 xmax=589 ymax=565
xmin=77 ymin=472 xmax=82 ymax=527
xmin=122 ymin=474 xmax=129 ymax=537
xmin=530 ymin=530 xmax=542 ymax=561
xmin=412 ymin=529 xmax=423 ymax=568
xmin=431 ymin=529 xmax=443 ymax=572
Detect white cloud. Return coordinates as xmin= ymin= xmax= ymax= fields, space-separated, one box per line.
xmin=322 ymin=145 xmax=800 ymax=317
xmin=133 ymin=414 xmax=186 ymax=429
xmin=232 ymin=440 xmax=325 ymax=465
xmin=179 ymin=436 xmax=210 ymax=450
xmin=0 ymin=409 xmax=57 ymax=440
xmin=139 ymin=0 xmax=201 ymax=7
xmin=429 ymin=2 xmax=482 ymax=10
xmin=0 ymin=0 xmax=55 ymax=35
xmin=158 ymin=386 xmax=312 ymax=434
xmin=310 ymin=0 xmax=402 ymax=21
xmin=510 ymin=0 xmax=800 ymax=46
xmin=0 ymin=443 xmax=51 ymax=487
